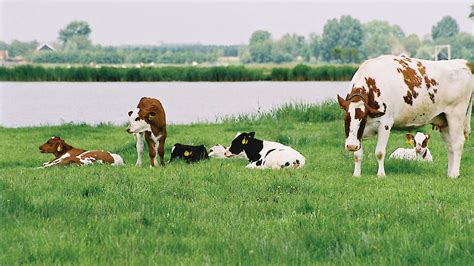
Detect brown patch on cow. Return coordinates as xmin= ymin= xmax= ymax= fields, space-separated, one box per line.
xmin=344 ymin=113 xmax=351 ymax=138
xmin=376 ymin=152 xmax=383 ymax=160
xmin=79 ymin=151 xmax=115 ymax=164
xmin=416 ymin=61 xmax=439 ymax=103
xmin=466 ymin=62 xmax=473 ymax=74
xmin=365 ymin=77 xmax=381 ymax=97
xmin=394 ymin=58 xmax=422 ymax=105
xmin=354 ymin=108 xmax=365 ymax=121
xmin=384 ymin=125 xmax=389 ymax=130
xmin=421 ymin=138 xmax=429 ymax=148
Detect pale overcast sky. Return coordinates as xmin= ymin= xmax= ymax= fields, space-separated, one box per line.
xmin=1 ymin=0 xmax=473 ymax=45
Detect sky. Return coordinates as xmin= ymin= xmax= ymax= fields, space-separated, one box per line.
xmin=1 ymin=0 xmax=473 ymax=45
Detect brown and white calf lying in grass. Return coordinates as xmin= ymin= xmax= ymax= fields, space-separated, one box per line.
xmin=389 ymin=132 xmax=433 ymax=162
xmin=39 ymin=136 xmax=124 ymax=168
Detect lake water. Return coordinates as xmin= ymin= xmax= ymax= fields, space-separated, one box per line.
xmin=0 ymin=81 xmax=349 ymax=128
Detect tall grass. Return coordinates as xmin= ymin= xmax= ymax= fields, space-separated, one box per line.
xmin=222 ymin=101 xmax=342 ymax=124
xmin=0 ymin=64 xmax=358 ymax=82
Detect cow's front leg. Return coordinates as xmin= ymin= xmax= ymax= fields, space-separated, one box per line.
xmin=374 ymin=124 xmax=392 ymax=177
xmin=135 ymin=133 xmax=144 ymax=167
xmin=353 ymin=146 xmax=363 ymax=177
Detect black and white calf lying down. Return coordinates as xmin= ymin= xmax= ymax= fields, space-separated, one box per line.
xmin=170 ymin=143 xmax=209 ymax=163
xmin=224 ymin=132 xmax=305 ymax=169
xmin=208 ymin=144 xmax=247 ymax=160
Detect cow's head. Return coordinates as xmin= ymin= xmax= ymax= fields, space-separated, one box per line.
xmin=209 ymin=144 xmax=227 ymax=158
xmin=39 ymin=136 xmax=71 ymax=154
xmin=126 ymin=108 xmax=156 ymax=134
xmin=224 ymin=132 xmax=255 ymax=157
xmin=337 ymin=92 xmax=384 ymax=151
xmin=406 ymin=132 xmax=430 ymax=154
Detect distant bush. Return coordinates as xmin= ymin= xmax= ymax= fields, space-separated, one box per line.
xmin=0 ymin=64 xmax=357 ymax=82
xmin=222 ymin=101 xmax=343 ymax=124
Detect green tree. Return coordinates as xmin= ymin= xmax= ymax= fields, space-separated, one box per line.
xmin=309 ymin=33 xmax=321 ymax=61
xmin=8 ymin=40 xmax=38 ymax=57
xmin=248 ymin=30 xmax=273 ymax=63
xmin=63 ymin=35 xmax=92 ymax=52
xmin=320 ymin=16 xmax=364 ymax=63
xmin=363 ymin=20 xmax=406 ymax=58
xmin=59 ymin=21 xmax=92 ymax=50
xmin=431 ymin=16 xmax=459 ymax=40
xmin=403 ymin=34 xmax=421 ymax=57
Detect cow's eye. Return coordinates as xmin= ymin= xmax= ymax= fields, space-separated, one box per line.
xmin=135 ymin=118 xmax=140 ymax=121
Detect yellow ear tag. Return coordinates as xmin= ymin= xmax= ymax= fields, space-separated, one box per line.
xmin=148 ymin=114 xmax=155 ymax=120
xmin=242 ymin=138 xmax=248 ymax=145
xmin=57 ymin=145 xmax=62 ymax=152
xmin=406 ymin=139 xmax=415 ymax=145
xmin=184 ymin=151 xmax=192 ymax=157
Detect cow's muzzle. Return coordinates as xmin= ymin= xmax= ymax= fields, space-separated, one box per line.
xmin=346 ymin=144 xmax=360 ymax=152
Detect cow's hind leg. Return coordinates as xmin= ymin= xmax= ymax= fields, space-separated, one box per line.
xmin=158 ymin=135 xmax=166 ymax=166
xmin=439 ymin=128 xmax=453 ymax=175
xmin=353 ymin=147 xmax=363 ymax=177
xmin=145 ymin=134 xmax=157 ymax=167
xmin=444 ymin=113 xmax=466 ymax=178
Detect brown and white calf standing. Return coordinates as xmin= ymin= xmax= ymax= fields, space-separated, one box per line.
xmin=127 ymin=97 xmax=167 ymax=167
xmin=39 ymin=136 xmax=124 ymax=167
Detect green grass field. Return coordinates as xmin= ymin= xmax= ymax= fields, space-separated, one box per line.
xmin=1 ymin=104 xmax=473 ymax=264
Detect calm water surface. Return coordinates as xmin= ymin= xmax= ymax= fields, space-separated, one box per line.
xmin=0 ymin=82 xmax=349 ymax=128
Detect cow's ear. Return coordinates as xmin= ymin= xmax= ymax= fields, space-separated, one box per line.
xmin=248 ymin=132 xmax=255 ymax=138
xmin=337 ymin=94 xmax=349 ymax=111
xmin=425 ymin=134 xmax=430 ymax=140
xmin=366 ymin=105 xmax=385 ymax=118
xmin=128 ymin=111 xmax=133 ymax=117
xmin=405 ymin=133 xmax=415 ymax=145
xmin=148 ymin=111 xmax=156 ymax=120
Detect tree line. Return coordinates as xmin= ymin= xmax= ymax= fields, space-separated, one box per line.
xmin=0 ymin=13 xmax=473 ymax=65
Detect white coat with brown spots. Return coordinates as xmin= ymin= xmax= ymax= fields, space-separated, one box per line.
xmin=337 ymin=55 xmax=473 ymax=178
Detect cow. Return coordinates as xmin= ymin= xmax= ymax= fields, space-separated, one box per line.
xmin=224 ymin=132 xmax=305 ymax=169
xmin=389 ymin=132 xmax=433 ymax=162
xmin=39 ymin=136 xmax=124 ymax=167
xmin=127 ymin=97 xmax=167 ymax=167
xmin=170 ymin=143 xmax=209 ymax=163
xmin=337 ymin=55 xmax=473 ymax=178
xmin=208 ymin=144 xmax=248 ymax=160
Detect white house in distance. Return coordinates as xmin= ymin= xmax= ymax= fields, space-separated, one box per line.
xmin=35 ymin=43 xmax=56 ymax=52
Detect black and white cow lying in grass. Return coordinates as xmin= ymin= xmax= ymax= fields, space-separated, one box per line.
xmin=224 ymin=132 xmax=305 ymax=169
xmin=170 ymin=143 xmax=209 ymax=163
xmin=389 ymin=132 xmax=433 ymax=162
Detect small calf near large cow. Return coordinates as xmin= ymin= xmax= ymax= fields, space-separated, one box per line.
xmin=37 ymin=55 xmax=472 ymax=178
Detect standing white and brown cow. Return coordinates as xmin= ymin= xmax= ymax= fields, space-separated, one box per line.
xmin=337 ymin=55 xmax=473 ymax=178
xmin=127 ymin=97 xmax=167 ymax=167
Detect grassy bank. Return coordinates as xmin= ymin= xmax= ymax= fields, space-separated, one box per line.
xmin=1 ymin=103 xmax=473 ymax=264
xmin=0 ymin=64 xmax=358 ymax=82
